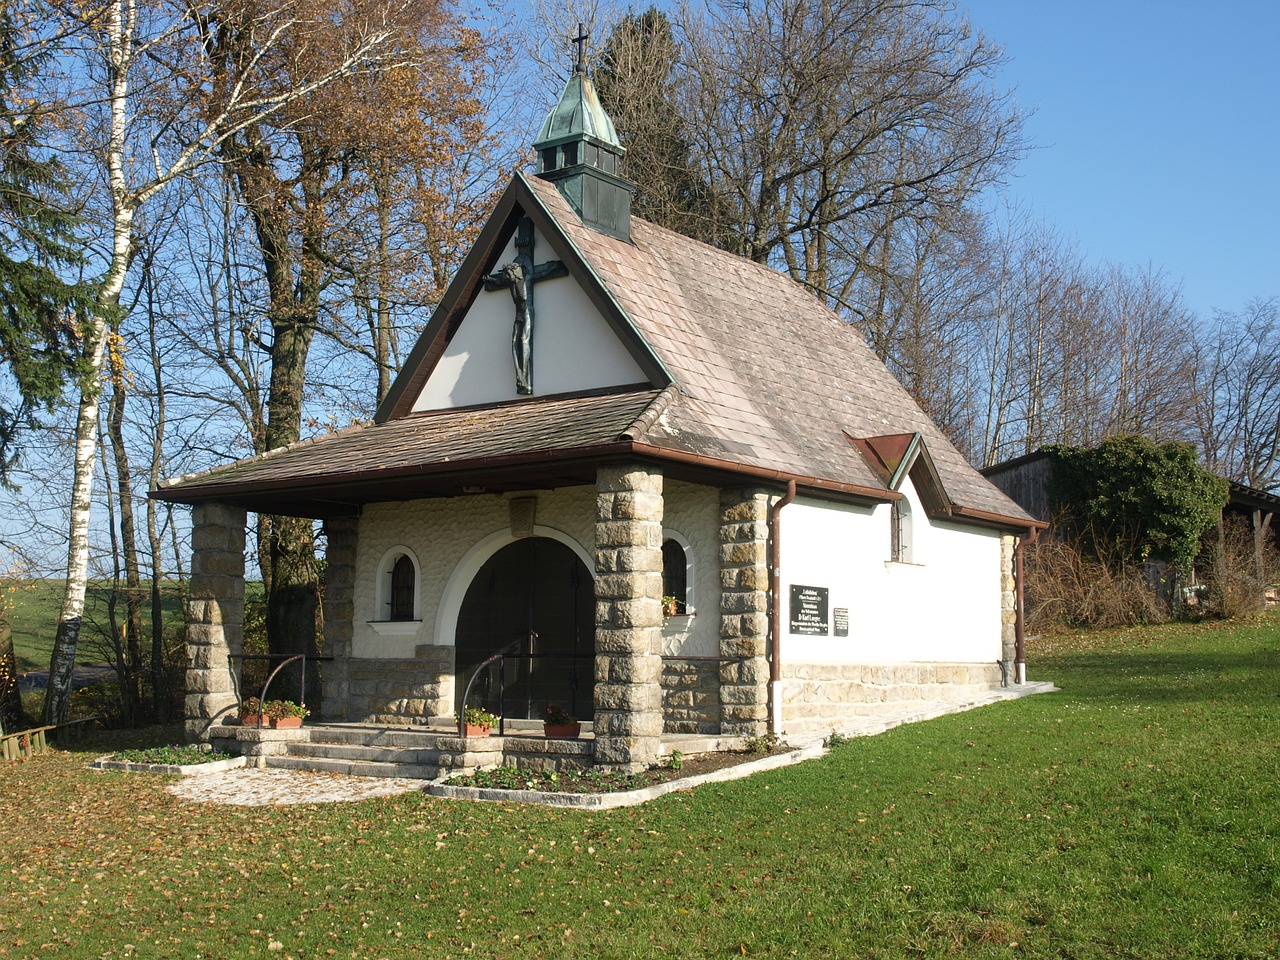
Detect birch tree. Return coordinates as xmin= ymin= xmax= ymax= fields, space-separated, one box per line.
xmin=40 ymin=0 xmax=420 ymax=724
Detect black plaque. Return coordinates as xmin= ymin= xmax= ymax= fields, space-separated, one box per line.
xmin=833 ymin=607 xmax=849 ymax=637
xmin=789 ymin=584 xmax=829 ymax=635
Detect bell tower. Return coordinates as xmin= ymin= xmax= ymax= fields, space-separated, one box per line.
xmin=532 ymin=23 xmax=635 ymax=242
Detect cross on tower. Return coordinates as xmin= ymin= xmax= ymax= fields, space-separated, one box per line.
xmin=572 ymin=21 xmax=588 ymax=75
xmin=483 ymin=217 xmax=568 ymax=395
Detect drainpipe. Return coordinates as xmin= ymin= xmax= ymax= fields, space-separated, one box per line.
xmin=1014 ymin=526 xmax=1039 ymax=684
xmin=768 ymin=480 xmax=797 ymax=735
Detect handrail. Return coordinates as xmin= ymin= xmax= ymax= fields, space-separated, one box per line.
xmin=241 ymin=654 xmax=315 ymax=729
xmin=458 ymin=653 xmax=504 ymax=736
xmin=456 ymin=652 xmax=747 ymax=736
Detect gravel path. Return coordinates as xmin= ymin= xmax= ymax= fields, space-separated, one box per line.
xmin=166 ymin=768 xmax=427 ymax=806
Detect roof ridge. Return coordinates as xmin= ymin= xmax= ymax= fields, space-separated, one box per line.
xmin=621 ymin=383 xmax=681 ymax=442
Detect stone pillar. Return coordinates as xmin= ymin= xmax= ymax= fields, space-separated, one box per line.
xmin=320 ymin=515 xmax=359 ymax=720
xmin=718 ymin=487 xmax=770 ymax=736
xmin=594 ymin=464 xmax=664 ymax=771
xmin=185 ymin=502 xmax=247 ymax=742
xmin=1000 ymin=534 xmax=1017 ymax=666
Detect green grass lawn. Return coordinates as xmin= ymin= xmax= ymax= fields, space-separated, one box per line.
xmin=3 ymin=579 xmax=195 ymax=672
xmin=3 ymin=615 xmax=1278 ymax=958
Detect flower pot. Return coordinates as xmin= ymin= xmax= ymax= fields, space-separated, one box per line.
xmin=272 ymin=716 xmax=303 ymax=729
xmin=463 ymin=723 xmax=492 ymax=738
xmin=241 ymin=713 xmax=268 ymax=727
xmin=543 ymin=722 xmax=581 ymax=739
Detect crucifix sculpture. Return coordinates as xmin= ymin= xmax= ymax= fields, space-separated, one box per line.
xmin=483 ymin=217 xmax=567 ymax=395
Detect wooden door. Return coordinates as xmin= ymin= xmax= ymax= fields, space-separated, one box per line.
xmin=454 ymin=538 xmax=594 ymax=720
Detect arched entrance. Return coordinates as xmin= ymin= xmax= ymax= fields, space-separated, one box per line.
xmin=454 ymin=537 xmax=595 ymax=721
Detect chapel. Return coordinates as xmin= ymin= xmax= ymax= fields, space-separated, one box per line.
xmin=156 ymin=47 xmax=1044 ymax=771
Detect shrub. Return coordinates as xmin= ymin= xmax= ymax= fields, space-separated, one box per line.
xmin=1024 ymin=535 xmax=1167 ymax=632
xmin=1200 ymin=515 xmax=1280 ymax=619
xmin=742 ymin=732 xmax=784 ymax=754
xmin=1046 ymin=437 xmax=1229 ymax=574
xmin=110 ymin=744 xmax=231 ymax=765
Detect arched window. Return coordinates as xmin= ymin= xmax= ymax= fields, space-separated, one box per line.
xmin=890 ymin=498 xmax=913 ymax=564
xmin=662 ymin=538 xmax=689 ymax=616
xmin=374 ymin=546 xmax=420 ymax=627
xmin=389 ymin=555 xmax=416 ymax=621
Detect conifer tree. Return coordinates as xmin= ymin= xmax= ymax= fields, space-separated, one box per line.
xmin=0 ymin=3 xmax=92 ymax=476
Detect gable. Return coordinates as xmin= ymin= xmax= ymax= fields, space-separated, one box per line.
xmin=411 ymin=219 xmax=648 ymax=411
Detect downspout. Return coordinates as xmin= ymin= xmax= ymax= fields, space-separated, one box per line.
xmin=768 ymin=480 xmax=797 ymax=735
xmin=1014 ymin=526 xmax=1039 ymax=684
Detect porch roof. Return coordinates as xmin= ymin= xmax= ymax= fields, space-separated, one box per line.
xmin=152 ymin=387 xmax=666 ymax=518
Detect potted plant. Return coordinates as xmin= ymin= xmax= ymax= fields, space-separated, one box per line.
xmin=240 ymin=697 xmax=267 ymax=727
xmin=264 ymin=699 xmax=308 ymax=729
xmin=543 ymin=704 xmax=580 ymax=739
xmin=458 ymin=706 xmax=498 ymax=738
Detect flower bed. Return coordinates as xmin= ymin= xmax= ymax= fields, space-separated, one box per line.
xmin=443 ymin=744 xmax=796 ymax=795
xmin=91 ymin=744 xmax=247 ymax=776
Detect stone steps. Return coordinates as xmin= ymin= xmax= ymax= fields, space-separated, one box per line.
xmin=258 ymin=724 xmax=509 ymax=780
xmin=285 ymin=741 xmax=443 ymax=765
xmin=303 ymin=724 xmax=453 ymax=749
xmin=248 ymin=721 xmax=744 ymax=781
xmin=264 ymin=754 xmax=442 ymax=780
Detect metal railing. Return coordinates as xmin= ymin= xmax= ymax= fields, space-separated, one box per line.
xmin=456 ymin=652 xmax=747 ymax=737
xmin=232 ymin=653 xmax=333 ymax=728
xmin=457 ymin=651 xmax=593 ymax=736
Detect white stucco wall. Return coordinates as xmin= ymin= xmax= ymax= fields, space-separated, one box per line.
xmin=411 ymin=224 xmax=647 ymax=410
xmin=660 ymin=480 xmax=719 ymax=658
xmin=353 ymin=487 xmax=596 ymax=659
xmin=779 ymin=478 xmax=1003 ymax=666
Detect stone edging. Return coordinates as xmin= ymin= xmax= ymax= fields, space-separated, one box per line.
xmin=91 ymin=755 xmax=248 ymax=776
xmin=425 ymin=741 xmax=827 ymax=809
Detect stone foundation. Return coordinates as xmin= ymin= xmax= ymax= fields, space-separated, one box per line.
xmin=319 ymin=516 xmax=359 ymax=719
xmin=345 ymin=646 xmax=454 ymax=722
xmin=718 ymin=488 xmax=770 ymax=735
xmin=661 ymin=659 xmax=721 ymax=733
xmin=501 ymin=736 xmax=596 ymax=774
xmin=184 ymin=502 xmax=247 ymax=742
xmin=1001 ymin=534 xmax=1017 ymax=664
xmin=593 ymin=464 xmax=664 ymax=770
xmin=779 ymin=661 xmax=1007 ymax=737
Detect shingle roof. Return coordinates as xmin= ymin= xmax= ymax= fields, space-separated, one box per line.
xmin=518 ymin=175 xmax=1034 ymax=525
xmin=158 ymin=172 xmax=1036 ymax=529
xmin=154 ymin=388 xmax=662 ymax=509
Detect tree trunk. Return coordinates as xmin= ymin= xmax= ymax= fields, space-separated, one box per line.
xmin=44 ymin=318 xmax=109 ymax=725
xmin=226 ymin=134 xmax=327 ymax=708
xmin=0 ymin=615 xmax=24 ymax=733
xmin=108 ymin=377 xmax=145 ymax=719
xmin=145 ymin=259 xmax=168 ymax=721
xmin=44 ymin=0 xmax=133 ymax=725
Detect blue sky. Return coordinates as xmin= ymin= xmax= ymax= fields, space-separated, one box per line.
xmin=962 ymin=1 xmax=1279 ymax=318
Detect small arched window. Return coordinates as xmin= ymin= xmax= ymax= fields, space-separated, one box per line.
xmin=662 ymin=538 xmax=688 ymax=616
xmin=374 ymin=546 xmax=420 ymax=627
xmin=890 ymin=498 xmax=913 ymax=564
xmin=389 ymin=555 xmax=416 ymax=621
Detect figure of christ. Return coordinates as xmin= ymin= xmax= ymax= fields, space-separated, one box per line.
xmin=483 ymin=217 xmax=567 ymax=395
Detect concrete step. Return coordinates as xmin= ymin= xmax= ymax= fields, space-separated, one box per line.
xmin=264 ymin=754 xmax=441 ymax=780
xmin=304 ymin=725 xmax=450 ymax=749
xmin=287 ymin=741 xmax=442 ymax=765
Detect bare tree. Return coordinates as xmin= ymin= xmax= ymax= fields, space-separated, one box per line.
xmin=674 ymin=0 xmax=1025 ymax=305
xmin=1194 ymin=298 xmax=1280 ymax=491
xmin=39 ymin=0 xmax=421 ymax=724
